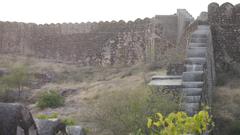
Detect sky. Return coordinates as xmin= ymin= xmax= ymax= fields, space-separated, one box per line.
xmin=0 ymin=0 xmax=239 ymax=24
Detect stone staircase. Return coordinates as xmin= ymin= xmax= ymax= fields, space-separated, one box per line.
xmin=182 ymin=25 xmax=210 ymax=115
xmin=148 ymin=25 xmax=214 ymax=116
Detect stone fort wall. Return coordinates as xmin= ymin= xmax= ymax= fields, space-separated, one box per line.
xmin=0 ymin=9 xmax=193 ymax=66
xmin=208 ymin=2 xmax=240 ymax=76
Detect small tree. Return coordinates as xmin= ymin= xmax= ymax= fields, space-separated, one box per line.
xmin=0 ymin=64 xmax=30 ymax=97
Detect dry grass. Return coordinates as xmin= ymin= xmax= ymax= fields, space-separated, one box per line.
xmin=0 ymin=54 xmax=168 ymax=135
xmin=213 ymin=78 xmax=240 ymax=135
xmin=213 ymin=79 xmax=240 ymax=119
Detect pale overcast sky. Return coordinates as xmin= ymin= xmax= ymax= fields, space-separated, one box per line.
xmin=0 ymin=0 xmax=239 ymax=24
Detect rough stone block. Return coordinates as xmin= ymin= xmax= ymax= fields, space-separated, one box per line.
xmin=189 ymin=43 xmax=207 ymax=47
xmin=185 ymin=64 xmax=203 ymax=71
xmin=185 ymin=57 xmax=207 ymax=65
xmin=182 ymin=71 xmax=204 ymax=81
xmin=183 ymin=96 xmax=201 ymax=103
xmin=191 ymin=38 xmax=208 ymax=43
xmin=182 ymin=82 xmax=204 ymax=88
xmin=182 ymin=88 xmax=202 ymax=96
xmin=35 ymin=119 xmax=61 ymax=135
xmin=66 ymin=126 xmax=85 ymax=135
xmin=187 ymin=47 xmax=207 ymax=57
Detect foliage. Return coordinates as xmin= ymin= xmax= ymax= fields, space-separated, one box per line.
xmin=37 ymin=90 xmax=64 ymax=109
xmin=61 ymin=117 xmax=76 ymax=126
xmin=92 ymin=85 xmax=179 ymax=135
xmin=146 ymin=111 xmax=214 ymax=135
xmin=36 ymin=112 xmax=59 ymax=119
xmin=0 ymin=64 xmax=30 ymax=100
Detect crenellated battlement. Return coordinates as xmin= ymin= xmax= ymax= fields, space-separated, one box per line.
xmin=208 ymin=2 xmax=240 ymax=25
xmin=208 ymin=2 xmax=240 ymax=76
xmin=0 ymin=9 xmax=193 ymax=66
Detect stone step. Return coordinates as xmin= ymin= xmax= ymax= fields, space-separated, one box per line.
xmin=187 ymin=47 xmax=207 ymax=57
xmin=198 ymin=25 xmax=210 ymax=30
xmin=191 ymin=38 xmax=208 ymax=43
xmin=183 ymin=96 xmax=201 ymax=103
xmin=189 ymin=46 xmax=207 ymax=49
xmin=185 ymin=64 xmax=203 ymax=71
xmin=183 ymin=103 xmax=200 ymax=115
xmin=182 ymin=71 xmax=204 ymax=81
xmin=182 ymin=82 xmax=203 ymax=88
xmin=189 ymin=43 xmax=207 ymax=47
xmin=192 ymin=30 xmax=209 ymax=35
xmin=182 ymin=88 xmax=203 ymax=96
xmin=185 ymin=57 xmax=206 ymax=65
xmin=151 ymin=75 xmax=182 ymax=80
xmin=191 ymin=33 xmax=208 ymax=38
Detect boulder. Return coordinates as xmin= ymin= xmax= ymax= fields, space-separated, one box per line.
xmin=35 ymin=118 xmax=62 ymax=135
xmin=66 ymin=126 xmax=85 ymax=135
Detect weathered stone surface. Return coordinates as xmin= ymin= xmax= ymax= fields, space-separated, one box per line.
xmin=235 ymin=4 xmax=240 ymax=23
xmin=182 ymin=71 xmax=203 ymax=82
xmin=34 ymin=118 xmax=65 ymax=135
xmin=66 ymin=126 xmax=85 ymax=135
xmin=0 ymin=10 xmax=193 ymax=66
xmin=166 ymin=63 xmax=184 ymax=75
xmin=181 ymin=25 xmax=215 ymax=116
xmin=197 ymin=12 xmax=208 ymax=24
xmin=208 ymin=2 xmax=220 ymax=24
xmin=208 ymin=2 xmax=240 ymax=76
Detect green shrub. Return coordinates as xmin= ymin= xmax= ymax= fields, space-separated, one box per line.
xmin=146 ymin=111 xmax=214 ymax=135
xmin=37 ymin=90 xmax=64 ymax=109
xmin=61 ymin=117 xmax=76 ymax=126
xmin=92 ymin=85 xmax=179 ymax=135
xmin=36 ymin=112 xmax=59 ymax=119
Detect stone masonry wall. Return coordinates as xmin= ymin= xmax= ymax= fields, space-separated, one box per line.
xmin=208 ymin=2 xmax=240 ymax=76
xmin=0 ymin=10 xmax=193 ymax=66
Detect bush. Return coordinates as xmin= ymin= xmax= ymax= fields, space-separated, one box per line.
xmin=92 ymin=85 xmax=179 ymax=135
xmin=146 ymin=111 xmax=214 ymax=135
xmin=61 ymin=117 xmax=76 ymax=126
xmin=37 ymin=90 xmax=64 ymax=109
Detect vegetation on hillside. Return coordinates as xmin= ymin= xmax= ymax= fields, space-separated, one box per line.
xmin=91 ymin=85 xmax=179 ymax=135
xmin=0 ymin=64 xmax=30 ymax=101
xmin=213 ymin=78 xmax=240 ymax=135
